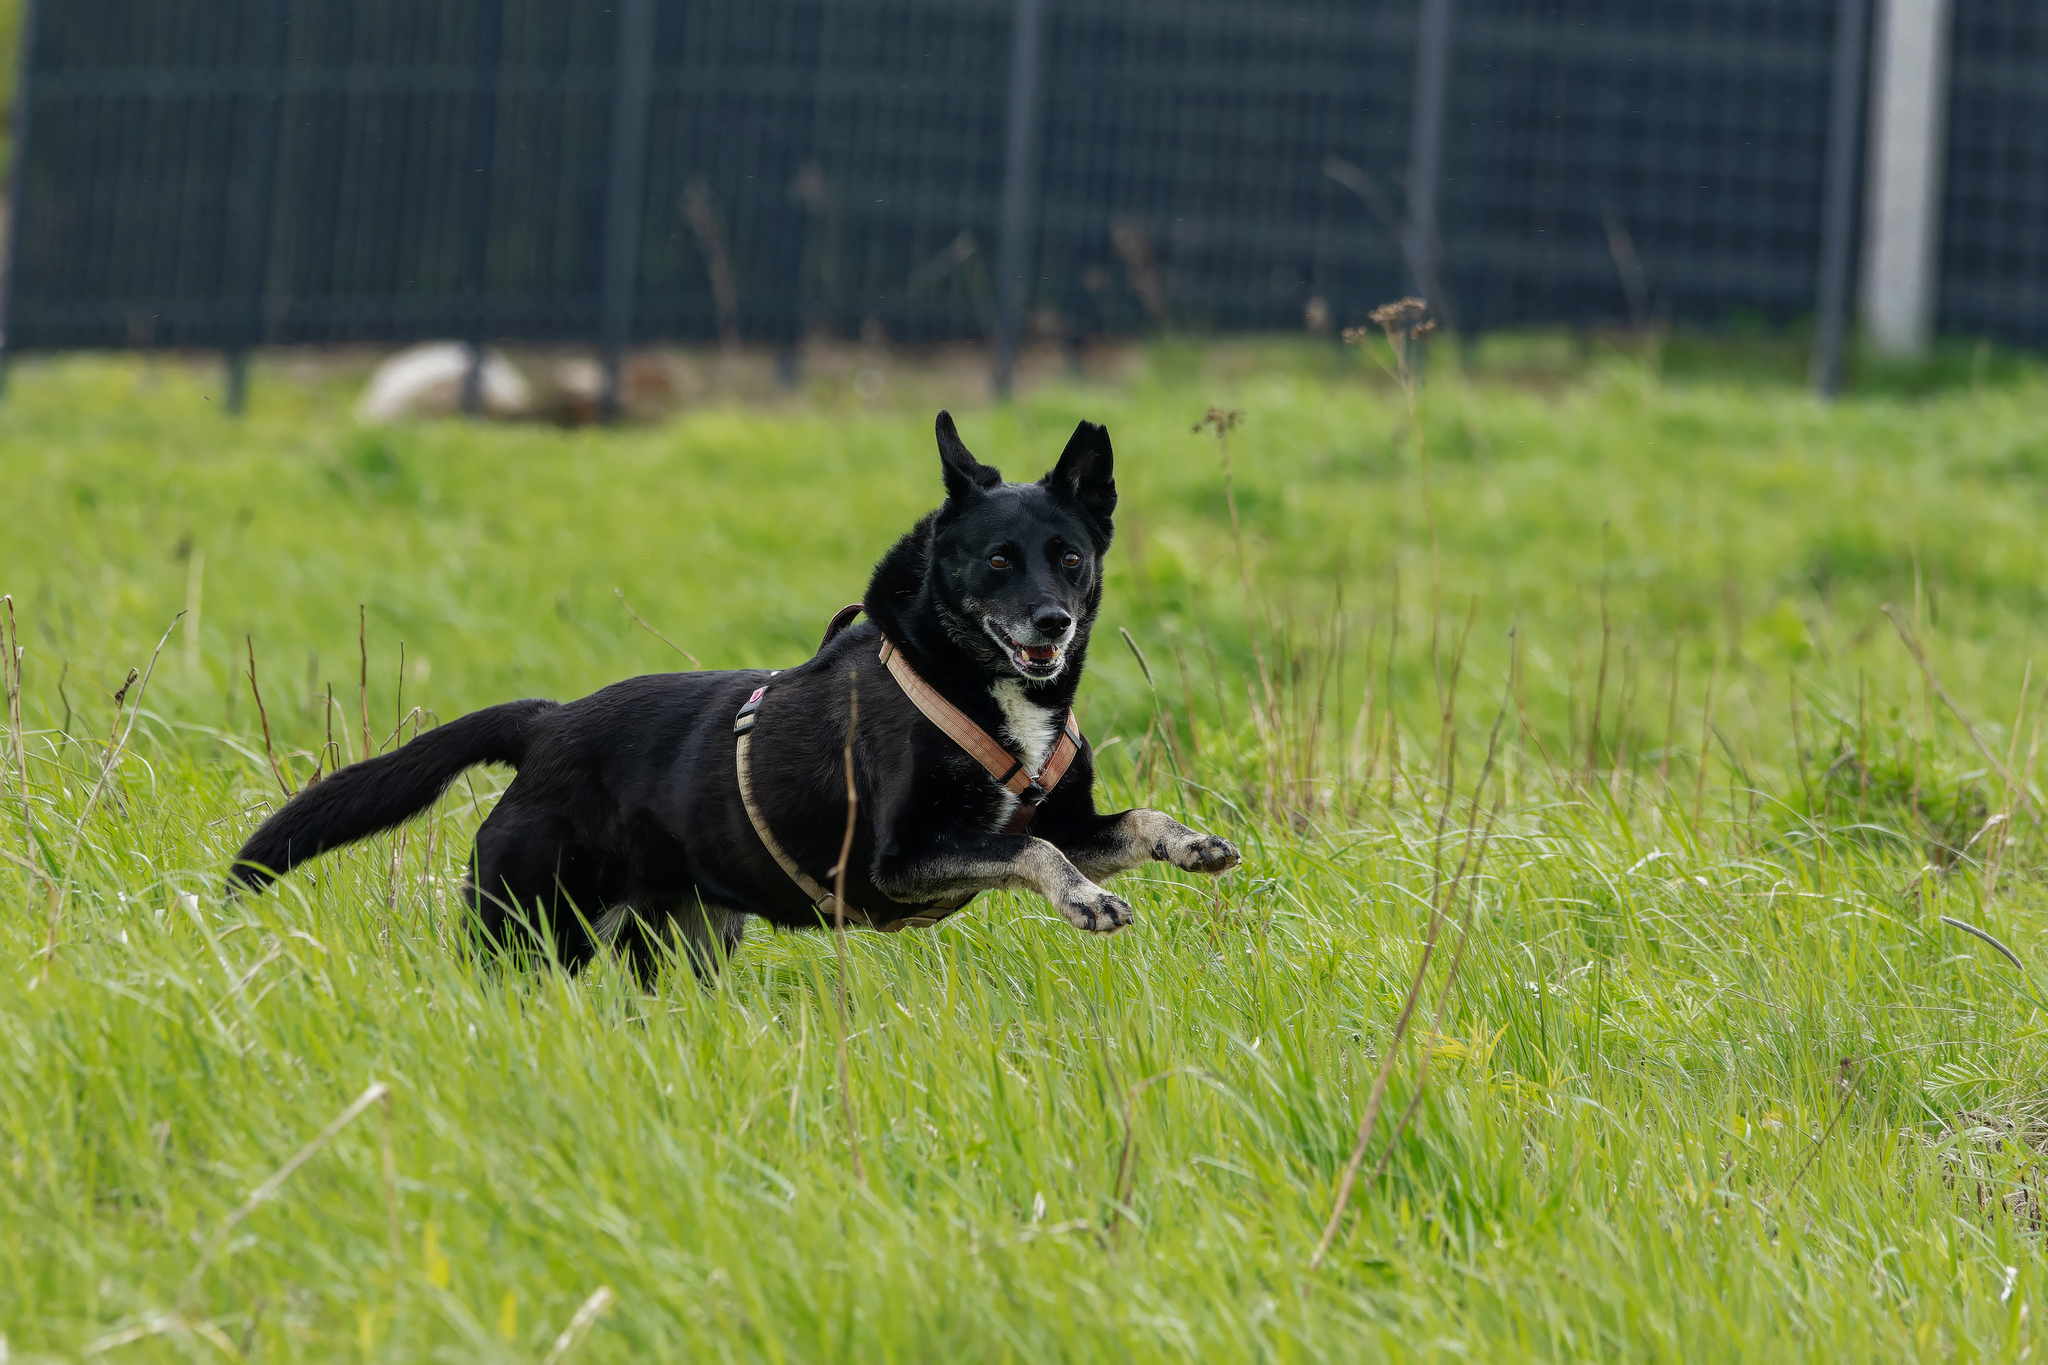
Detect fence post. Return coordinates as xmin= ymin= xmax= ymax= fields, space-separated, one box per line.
xmin=460 ymin=0 xmax=505 ymax=417
xmin=599 ymin=0 xmax=655 ymax=423
xmin=1403 ymin=0 xmax=1454 ymax=316
xmin=992 ymin=0 xmax=1045 ymax=399
xmin=0 ymin=0 xmax=43 ymax=399
xmin=226 ymin=0 xmax=289 ymax=417
xmin=1811 ymin=0 xmax=1871 ymax=396
xmin=1860 ymin=0 xmax=1953 ymax=358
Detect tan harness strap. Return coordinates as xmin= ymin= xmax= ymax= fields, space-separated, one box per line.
xmin=818 ymin=602 xmax=866 ymax=653
xmin=878 ymin=636 xmax=1082 ymax=834
xmin=733 ymin=683 xmax=962 ymax=933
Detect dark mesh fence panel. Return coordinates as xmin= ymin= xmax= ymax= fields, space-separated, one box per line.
xmin=1442 ymin=0 xmax=1839 ymax=332
xmin=635 ymin=0 xmax=819 ymax=345
xmin=4 ymin=0 xmax=2044 ymax=354
xmin=268 ymin=1 xmax=541 ymax=342
xmin=1034 ymin=0 xmax=1414 ymax=339
xmin=790 ymin=0 xmax=1011 ymax=344
xmin=9 ymin=0 xmax=279 ymax=347
xmin=1940 ymin=0 xmax=2048 ymax=346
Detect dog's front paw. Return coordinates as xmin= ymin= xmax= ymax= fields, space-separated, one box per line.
xmin=1168 ymin=832 xmax=1241 ymax=875
xmin=1058 ymin=881 xmax=1134 ymax=934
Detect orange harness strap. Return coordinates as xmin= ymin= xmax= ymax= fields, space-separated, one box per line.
xmin=878 ymin=636 xmax=1082 ymax=835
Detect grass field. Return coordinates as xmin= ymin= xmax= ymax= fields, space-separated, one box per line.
xmin=5 ymin=336 xmax=2048 ymax=1361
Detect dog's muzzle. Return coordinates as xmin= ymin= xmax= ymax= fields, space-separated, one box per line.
xmin=983 ymin=617 xmax=1072 ymax=680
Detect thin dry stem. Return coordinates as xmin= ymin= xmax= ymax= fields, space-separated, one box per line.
xmin=1359 ymin=300 xmax=1440 ymax=618
xmin=1884 ymin=605 xmax=2037 ymax=819
xmin=1694 ymin=653 xmax=1719 ymax=829
xmin=1368 ymin=801 xmax=1503 ymax=1192
xmin=1789 ymin=1058 xmax=1860 ymax=1190
xmin=1310 ymin=685 xmax=1507 ymax=1272
xmin=684 ymin=176 xmax=740 ymax=352
xmin=541 ymin=1287 xmax=615 ymax=1365
xmin=183 ymin=1081 xmax=392 ymax=1296
xmin=1657 ymin=636 xmax=1682 ymax=801
xmin=50 ymin=613 xmax=182 ymax=971
xmin=322 ymin=682 xmax=343 ymax=770
xmin=615 ymin=588 xmax=701 ymax=666
xmin=4 ymin=596 xmax=30 ymax=891
xmin=1195 ymin=407 xmax=1273 ymax=716
xmin=246 ymin=635 xmax=293 ymax=798
xmin=1986 ymin=662 xmax=2034 ymax=893
xmin=82 ymin=1313 xmax=241 ymax=1360
xmin=358 ymin=606 xmax=371 ymax=765
xmin=1586 ymin=529 xmax=1612 ymax=781
xmin=832 ymin=669 xmax=866 ymax=1187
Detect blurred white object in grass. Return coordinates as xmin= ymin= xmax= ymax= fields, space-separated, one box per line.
xmin=356 ymin=342 xmax=531 ymax=423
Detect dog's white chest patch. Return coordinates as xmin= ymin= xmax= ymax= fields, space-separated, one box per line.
xmin=989 ymin=679 xmax=1059 ymax=775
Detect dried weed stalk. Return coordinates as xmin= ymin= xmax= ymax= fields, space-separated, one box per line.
xmin=246 ymin=634 xmax=293 ymax=798
xmin=4 ymin=596 xmax=29 ymax=886
xmin=182 ymin=1081 xmax=393 ymax=1297
xmin=48 ymin=613 xmax=182 ymax=974
xmin=615 ymin=587 xmax=701 ymax=666
xmin=1309 ymin=679 xmax=1508 ymax=1271
xmin=832 ymin=670 xmax=866 ymax=1187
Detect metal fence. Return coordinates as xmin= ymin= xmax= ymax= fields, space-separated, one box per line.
xmin=3 ymin=0 xmax=2044 ymax=378
xmin=1442 ymin=0 xmax=1842 ymax=333
xmin=1942 ymin=0 xmax=2048 ymax=345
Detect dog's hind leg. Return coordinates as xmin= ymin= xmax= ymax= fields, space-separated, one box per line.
xmin=1059 ymin=809 xmax=1241 ymax=882
xmin=469 ymin=802 xmax=609 ymax=970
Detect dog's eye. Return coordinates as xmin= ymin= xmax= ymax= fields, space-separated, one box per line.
xmin=989 ymin=553 xmax=1010 ymax=569
xmin=1062 ymin=551 xmax=1082 ymax=569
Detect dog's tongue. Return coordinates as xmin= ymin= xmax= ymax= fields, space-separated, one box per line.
xmin=1022 ymin=644 xmax=1057 ymax=662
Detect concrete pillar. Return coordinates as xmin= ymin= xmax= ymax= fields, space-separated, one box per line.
xmin=1860 ymin=0 xmax=1953 ymax=357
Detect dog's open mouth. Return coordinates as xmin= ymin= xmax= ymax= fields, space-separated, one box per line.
xmin=987 ymin=621 xmax=1065 ymax=677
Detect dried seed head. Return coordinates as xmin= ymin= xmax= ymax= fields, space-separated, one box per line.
xmin=1340 ymin=326 xmax=1371 ymax=347
xmin=1191 ymin=406 xmax=1246 ymax=436
xmin=1368 ymin=297 xmax=1434 ymax=341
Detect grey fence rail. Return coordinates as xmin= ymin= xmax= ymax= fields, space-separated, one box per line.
xmin=2 ymin=0 xmax=2042 ymax=389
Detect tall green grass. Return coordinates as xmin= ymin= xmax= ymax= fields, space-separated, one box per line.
xmin=4 ymin=342 xmax=2047 ymax=1360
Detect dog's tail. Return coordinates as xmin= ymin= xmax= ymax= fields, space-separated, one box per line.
xmin=227 ymin=698 xmax=557 ymax=896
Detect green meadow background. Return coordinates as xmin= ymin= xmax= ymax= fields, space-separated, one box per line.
xmin=3 ymin=336 xmax=2048 ymax=1360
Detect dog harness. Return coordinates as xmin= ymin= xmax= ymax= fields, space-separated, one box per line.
xmin=875 ymin=637 xmax=1082 ymax=835
xmin=731 ymin=604 xmax=1084 ymax=930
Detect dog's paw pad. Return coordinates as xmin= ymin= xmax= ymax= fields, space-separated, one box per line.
xmin=1175 ymin=835 xmax=1241 ymax=875
xmin=1060 ymin=885 xmax=1133 ymax=934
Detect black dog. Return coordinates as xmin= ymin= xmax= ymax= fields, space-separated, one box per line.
xmin=229 ymin=412 xmax=1241 ymax=979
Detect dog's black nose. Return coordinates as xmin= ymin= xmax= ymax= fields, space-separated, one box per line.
xmin=1033 ymin=607 xmax=1073 ymax=638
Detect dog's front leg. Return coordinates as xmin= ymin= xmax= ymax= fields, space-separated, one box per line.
xmin=1062 ymin=808 xmax=1241 ymax=882
xmin=873 ymin=831 xmax=1135 ymax=933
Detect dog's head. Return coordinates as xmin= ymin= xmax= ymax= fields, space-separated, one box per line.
xmin=922 ymin=411 xmax=1116 ymax=684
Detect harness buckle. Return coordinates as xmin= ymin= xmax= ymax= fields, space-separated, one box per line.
xmin=733 ymin=685 xmax=769 ymax=735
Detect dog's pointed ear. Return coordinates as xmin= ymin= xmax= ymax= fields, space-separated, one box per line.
xmin=936 ymin=410 xmax=1002 ymax=502
xmin=1044 ymin=420 xmax=1117 ymax=524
